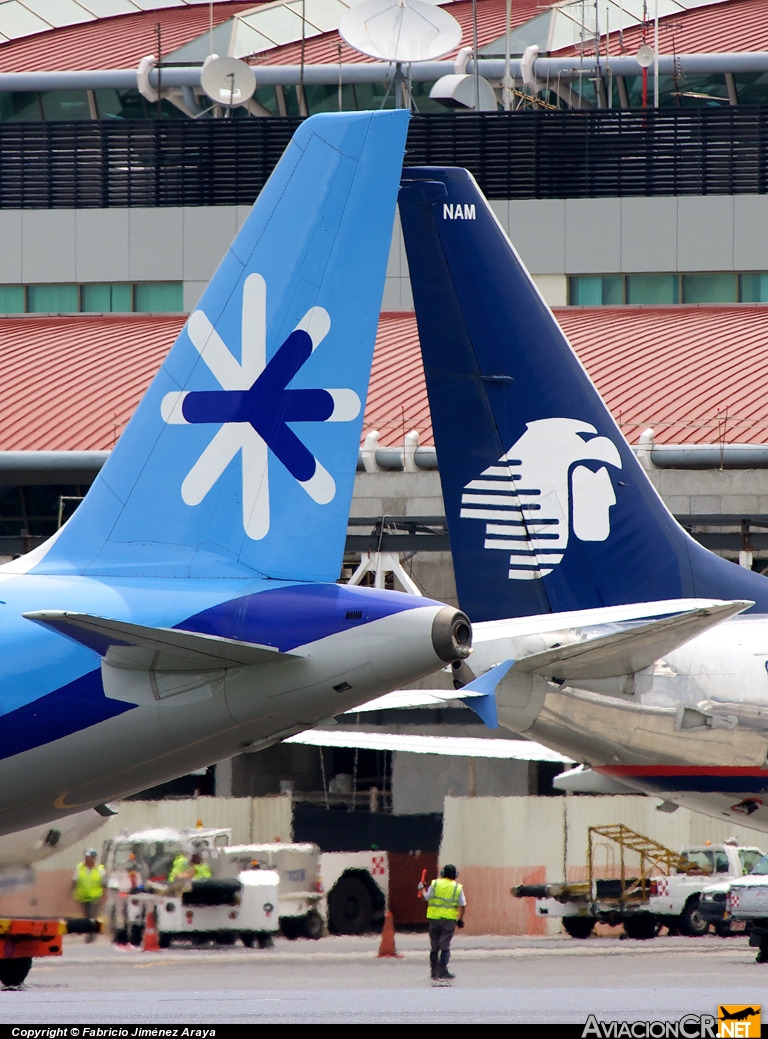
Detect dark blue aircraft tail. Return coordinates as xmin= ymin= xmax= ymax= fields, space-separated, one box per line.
xmin=399 ymin=168 xmax=768 ymax=621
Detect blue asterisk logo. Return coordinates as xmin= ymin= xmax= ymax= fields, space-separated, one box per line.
xmin=161 ymin=273 xmax=360 ymax=540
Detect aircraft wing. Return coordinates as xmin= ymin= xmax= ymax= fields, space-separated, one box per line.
xmin=23 ymin=611 xmax=300 ymax=671
xmin=285 ymin=728 xmax=572 ymax=762
xmin=511 ymin=600 xmax=750 ymax=681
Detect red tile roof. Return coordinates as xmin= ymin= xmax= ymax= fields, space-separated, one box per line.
xmin=367 ymin=306 xmax=768 ymax=448
xmin=0 ymin=314 xmax=183 ymax=450
xmin=0 ymin=2 xmax=259 ymax=74
xmin=556 ymin=0 xmax=768 ymax=57
xmin=3 ymin=306 xmax=768 ymax=453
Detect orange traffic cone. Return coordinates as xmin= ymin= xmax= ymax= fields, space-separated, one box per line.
xmin=377 ymin=912 xmax=402 ymax=959
xmin=143 ymin=909 xmax=160 ymax=952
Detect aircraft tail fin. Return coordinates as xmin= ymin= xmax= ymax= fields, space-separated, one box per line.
xmin=22 ymin=111 xmax=409 ymax=582
xmin=398 ymin=168 xmax=768 ymax=619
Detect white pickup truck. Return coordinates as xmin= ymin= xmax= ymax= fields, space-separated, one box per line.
xmin=647 ymin=842 xmax=764 ymax=937
xmin=723 ymin=852 xmax=768 ymax=960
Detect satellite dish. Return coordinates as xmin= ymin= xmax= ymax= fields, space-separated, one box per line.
xmin=201 ymin=56 xmax=256 ymax=108
xmin=636 ymin=44 xmax=655 ymax=69
xmin=339 ymin=0 xmax=462 ymax=63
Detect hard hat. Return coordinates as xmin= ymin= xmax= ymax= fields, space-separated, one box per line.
xmin=84 ymin=848 xmax=98 ymax=858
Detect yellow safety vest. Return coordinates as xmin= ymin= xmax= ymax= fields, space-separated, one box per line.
xmin=169 ymin=855 xmax=212 ymax=882
xmin=426 ymin=878 xmax=463 ymax=921
xmin=169 ymin=855 xmax=189 ymax=882
xmin=74 ymin=863 xmax=105 ymax=903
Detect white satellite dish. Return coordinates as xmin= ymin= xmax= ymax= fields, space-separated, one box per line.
xmin=201 ymin=56 xmax=256 ymax=108
xmin=339 ymin=0 xmax=462 ymax=63
xmin=636 ymin=44 xmax=655 ymax=69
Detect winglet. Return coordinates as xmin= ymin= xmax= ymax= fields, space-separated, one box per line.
xmin=459 ymin=659 xmax=514 ymax=729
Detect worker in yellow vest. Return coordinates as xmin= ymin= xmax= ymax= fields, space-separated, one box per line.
xmin=71 ymin=848 xmax=106 ymax=943
xmin=420 ymin=864 xmax=466 ymax=980
xmin=169 ymin=851 xmax=213 ymax=886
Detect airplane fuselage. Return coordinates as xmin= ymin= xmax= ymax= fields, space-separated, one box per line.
xmin=470 ymin=610 xmax=768 ymax=831
xmin=0 ymin=570 xmax=460 ymax=835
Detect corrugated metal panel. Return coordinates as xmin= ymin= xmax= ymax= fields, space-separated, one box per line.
xmin=555 ymin=0 xmax=768 ymax=57
xmin=0 ymin=1 xmax=257 ymax=72
xmin=443 ymin=793 xmax=767 ymax=869
xmin=3 ymin=306 xmax=768 ymax=452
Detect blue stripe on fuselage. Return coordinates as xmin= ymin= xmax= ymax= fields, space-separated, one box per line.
xmin=0 ymin=668 xmax=131 ymax=761
xmin=176 ymin=582 xmax=422 ymax=650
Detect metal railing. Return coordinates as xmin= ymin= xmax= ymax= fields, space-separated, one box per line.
xmin=1 ymin=108 xmax=767 ymax=208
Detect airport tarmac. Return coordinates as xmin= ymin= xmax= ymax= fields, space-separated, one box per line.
xmin=0 ymin=933 xmax=766 ymax=1024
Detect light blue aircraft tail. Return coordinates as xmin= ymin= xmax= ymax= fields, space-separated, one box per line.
xmin=29 ymin=112 xmax=409 ymax=582
xmin=399 ymin=167 xmax=768 ymax=621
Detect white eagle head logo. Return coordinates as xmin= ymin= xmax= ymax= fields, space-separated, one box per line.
xmin=460 ymin=418 xmax=623 ymax=580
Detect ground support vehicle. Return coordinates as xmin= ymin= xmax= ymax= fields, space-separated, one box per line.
xmin=320 ymin=851 xmax=389 ymax=935
xmin=224 ymin=843 xmax=323 ymax=939
xmin=722 ymin=853 xmax=768 ymax=959
xmin=697 ymin=849 xmax=764 ymax=938
xmin=103 ymin=826 xmax=231 ymax=944
xmin=0 ymin=915 xmax=100 ymax=987
xmin=515 ymin=825 xmax=760 ymax=939
xmin=151 ymin=872 xmax=280 ymax=948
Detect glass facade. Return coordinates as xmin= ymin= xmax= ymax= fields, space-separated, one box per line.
xmin=0 ymin=283 xmax=183 ymax=313
xmin=570 ymin=274 xmax=768 ymax=305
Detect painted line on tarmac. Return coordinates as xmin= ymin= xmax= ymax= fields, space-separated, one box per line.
xmin=32 ymin=943 xmax=754 ymax=970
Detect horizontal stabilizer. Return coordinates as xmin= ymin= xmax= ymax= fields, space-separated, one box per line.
xmin=512 ymin=600 xmax=750 ymax=681
xmin=459 ymin=659 xmax=514 ymax=729
xmin=23 ymin=611 xmax=298 ymax=672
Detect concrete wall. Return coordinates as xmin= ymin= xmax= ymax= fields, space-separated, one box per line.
xmin=349 ymin=468 xmax=768 ymax=596
xmin=383 ymin=195 xmax=768 ymax=310
xmin=392 ymin=753 xmax=531 ymax=815
xmin=6 ymin=195 xmax=768 ymax=313
xmin=440 ymin=795 xmax=768 ymax=936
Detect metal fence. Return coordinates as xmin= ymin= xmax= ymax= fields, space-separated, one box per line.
xmin=1 ymin=108 xmax=767 ymax=208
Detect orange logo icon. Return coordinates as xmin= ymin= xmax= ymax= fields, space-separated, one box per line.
xmin=717 ymin=1006 xmax=761 ymax=1038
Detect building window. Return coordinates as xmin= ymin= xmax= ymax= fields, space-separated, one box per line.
xmin=0 ymin=283 xmax=183 ymax=314
xmin=569 ymin=273 xmax=768 ymax=305
xmin=740 ymin=273 xmax=768 ymax=302
xmin=81 ymin=283 xmax=133 ymax=313
xmin=570 ymin=275 xmax=624 ymax=305
xmin=134 ymin=282 xmax=184 ymax=313
xmin=681 ymin=273 xmax=737 ymax=304
xmin=27 ymin=284 xmax=79 ymax=313
xmin=626 ymin=275 xmax=679 ymax=305
xmin=0 ymin=285 xmax=25 ymax=313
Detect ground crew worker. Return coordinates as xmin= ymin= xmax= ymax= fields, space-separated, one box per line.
xmin=420 ymin=864 xmax=466 ymax=980
xmin=72 ymin=848 xmax=105 ymax=943
xmin=169 ymin=851 xmax=212 ymax=884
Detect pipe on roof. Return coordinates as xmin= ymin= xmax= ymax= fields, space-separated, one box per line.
xmin=1 ymin=53 xmax=767 ymax=92
xmin=649 ymin=445 xmax=768 ymax=469
xmin=0 ymin=451 xmax=110 ymax=485
xmin=2 ymin=445 xmax=768 ymax=480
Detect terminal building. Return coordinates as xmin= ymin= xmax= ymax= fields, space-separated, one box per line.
xmin=1 ymin=0 xmax=768 ymax=813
